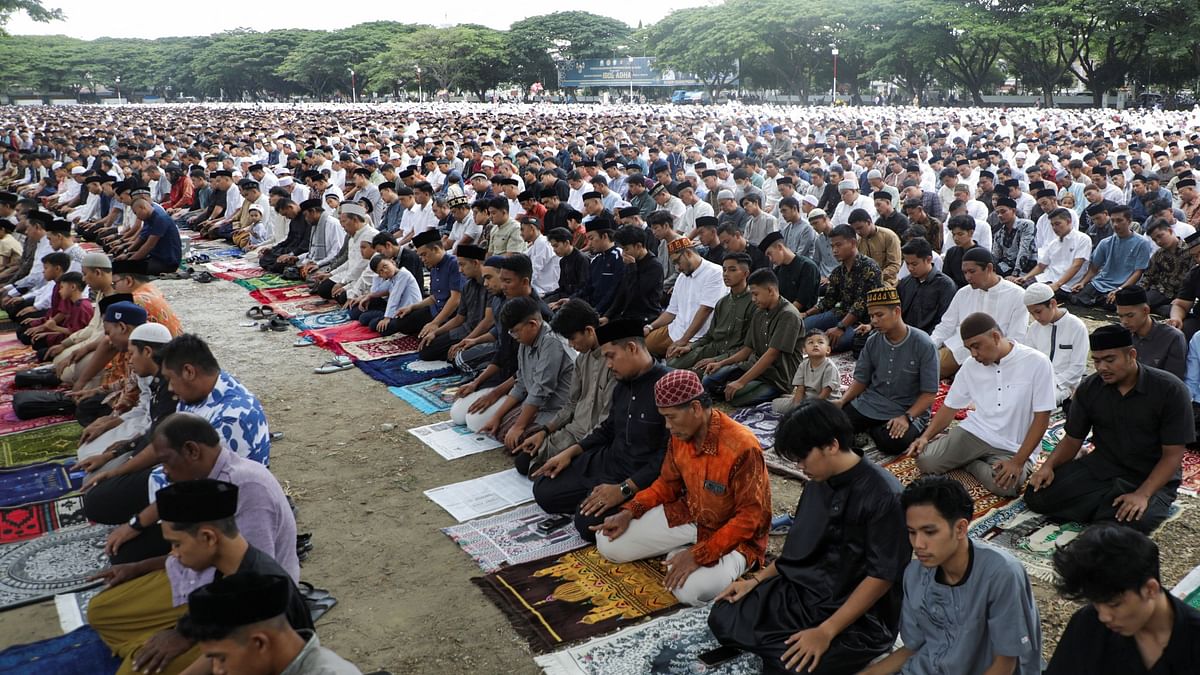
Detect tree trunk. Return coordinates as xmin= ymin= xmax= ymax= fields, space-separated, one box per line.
xmin=1092 ymin=89 xmax=1103 ymax=107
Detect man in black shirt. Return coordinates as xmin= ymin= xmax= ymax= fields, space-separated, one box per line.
xmin=759 ymin=231 xmax=819 ymax=313
xmin=709 ymin=400 xmax=910 ymax=674
xmin=532 ymin=319 xmax=669 ymax=540
xmin=1027 ymin=325 xmax=1193 ymax=532
xmin=897 ymin=237 xmax=956 ymax=334
xmin=259 ymin=198 xmax=311 ymax=273
xmin=605 ymin=226 xmax=663 ymax=324
xmin=1045 ymin=524 xmax=1200 ymax=674
xmin=544 ymin=227 xmax=588 ymax=306
xmin=718 ymin=223 xmax=769 ymax=271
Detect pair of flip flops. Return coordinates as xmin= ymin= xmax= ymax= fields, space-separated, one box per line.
xmin=259 ymin=316 xmax=290 ymax=332
xmin=246 ymin=305 xmax=276 ymax=320
xmin=193 ymin=271 xmax=215 ymax=283
xmin=299 ymin=581 xmax=337 ymax=622
xmin=182 ymin=254 xmax=211 ymax=264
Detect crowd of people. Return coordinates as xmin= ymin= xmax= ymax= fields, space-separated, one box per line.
xmin=2 ymin=101 xmax=1200 ymax=674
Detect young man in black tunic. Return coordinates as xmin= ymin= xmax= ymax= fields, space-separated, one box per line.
xmin=708 ymin=399 xmax=910 ymax=674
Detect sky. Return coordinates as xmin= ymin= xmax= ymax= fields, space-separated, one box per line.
xmin=5 ymin=0 xmax=715 ymax=40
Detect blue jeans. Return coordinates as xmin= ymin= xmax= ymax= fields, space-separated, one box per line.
xmin=804 ymin=311 xmax=857 ymax=353
xmin=702 ymin=365 xmax=781 ymax=407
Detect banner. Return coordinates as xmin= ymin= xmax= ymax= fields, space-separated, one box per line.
xmin=556 ymin=57 xmax=737 ymax=88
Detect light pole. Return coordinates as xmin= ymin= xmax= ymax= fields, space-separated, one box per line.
xmin=114 ymin=76 xmax=121 ymax=102
xmin=348 ymin=68 xmax=356 ymax=103
xmin=416 ymin=66 xmax=422 ymax=102
xmin=628 ymin=56 xmax=635 ymax=102
xmin=831 ymin=48 xmax=838 ymax=104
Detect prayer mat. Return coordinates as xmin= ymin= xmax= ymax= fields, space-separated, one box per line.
xmin=442 ymin=503 xmax=589 ymax=573
xmin=728 ymin=403 xmax=807 ymax=481
xmin=388 ymin=374 xmax=470 ymax=414
xmin=1172 ymin=564 xmax=1200 ymax=609
xmin=881 ymin=455 xmax=1013 ymax=520
xmin=262 ymin=298 xmax=340 ymax=319
xmin=0 ymin=495 xmax=87 ymax=545
xmin=472 ymin=545 xmax=680 ymax=653
xmin=534 ymin=605 xmax=762 ymax=674
xmin=0 ymin=523 xmax=110 ymax=611
xmin=339 ymin=334 xmax=421 ymax=362
xmin=249 ymin=286 xmax=323 ymax=307
xmin=300 ymin=322 xmax=380 ymax=354
xmin=212 ymin=266 xmax=266 ymax=281
xmin=233 ymin=274 xmax=304 ymax=291
xmin=0 ymin=423 xmax=80 ymax=467
xmin=1179 ymin=450 xmax=1200 ymax=497
xmin=358 ymin=355 xmax=456 ymax=388
xmin=208 ymin=257 xmax=261 ymax=272
xmin=288 ymin=309 xmax=352 ymax=332
xmin=0 ymin=461 xmax=84 ymax=507
xmin=0 ymin=625 xmax=119 ymax=674
xmin=0 ymin=409 xmax=74 ymax=437
xmin=832 ymin=352 xmax=857 ymax=390
xmin=929 ymin=381 xmax=969 ymax=421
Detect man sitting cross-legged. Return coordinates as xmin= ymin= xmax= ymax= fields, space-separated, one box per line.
xmin=708 ymin=400 xmax=911 ymax=674
xmin=531 ymin=319 xmax=669 ymax=539
xmin=1026 ymin=325 xmax=1194 ymax=533
xmin=860 ymin=476 xmax=1042 ymax=675
xmin=514 ymin=299 xmax=615 ymax=476
xmin=592 ymin=369 xmax=770 ymax=606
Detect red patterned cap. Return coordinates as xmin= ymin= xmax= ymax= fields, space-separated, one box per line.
xmin=654 ymin=369 xmax=705 ymax=408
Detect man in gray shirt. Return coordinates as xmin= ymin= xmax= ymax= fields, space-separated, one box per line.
xmin=835 ymin=287 xmax=939 ymax=455
xmin=1115 ymin=285 xmax=1187 ymax=379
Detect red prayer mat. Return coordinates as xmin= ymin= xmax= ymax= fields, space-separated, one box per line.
xmin=0 ymin=494 xmax=87 ymax=545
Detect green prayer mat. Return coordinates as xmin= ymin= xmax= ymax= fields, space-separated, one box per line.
xmin=0 ymin=423 xmax=80 ymax=468
xmin=1187 ymin=587 xmax=1200 ymax=610
xmin=233 ymin=274 xmax=304 ymax=291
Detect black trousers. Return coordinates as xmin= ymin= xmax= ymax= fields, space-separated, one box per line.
xmin=313 ymin=279 xmax=347 ymax=304
xmin=14 ymin=310 xmax=47 ymax=345
xmin=1023 ymin=460 xmax=1176 ymax=534
xmin=1145 ymin=289 xmax=1173 ymax=317
xmin=75 ymin=392 xmax=112 ymax=427
xmin=391 ymin=306 xmax=433 ymax=337
xmin=82 ymin=465 xmax=169 ymax=564
xmin=532 ymin=459 xmax=621 ymax=542
xmin=844 ymin=401 xmax=921 ymax=455
xmin=145 ymin=258 xmax=178 ymax=275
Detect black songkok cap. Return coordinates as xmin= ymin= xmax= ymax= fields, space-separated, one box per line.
xmin=595 ymin=318 xmax=644 ymax=345
xmin=1089 ymin=324 xmax=1133 ymax=351
xmin=185 ymin=572 xmax=289 ymax=628
xmin=157 ymin=479 xmax=239 ymax=524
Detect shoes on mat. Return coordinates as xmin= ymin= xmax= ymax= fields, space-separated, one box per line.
xmin=314 ymin=356 xmax=353 ymax=374
xmin=293 ymin=336 xmax=314 ymax=347
xmin=770 ymin=513 xmax=793 ymax=536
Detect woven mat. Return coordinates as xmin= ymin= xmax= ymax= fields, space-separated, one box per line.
xmin=0 ymin=423 xmax=80 ymax=468
xmin=0 ymin=625 xmax=118 ymax=674
xmin=340 ymin=334 xmax=420 ymax=362
xmin=0 ymin=494 xmax=86 ymax=545
xmin=473 ymin=546 xmax=679 ymax=654
xmin=0 ymin=523 xmax=109 ymax=611
xmin=0 ymin=461 xmax=84 ymax=508
xmin=300 ymin=323 xmax=379 ymax=355
xmin=388 ymin=374 xmax=469 ymax=413
xmin=443 ymin=503 xmax=589 ymax=573
xmin=535 ymin=605 xmax=762 ymax=674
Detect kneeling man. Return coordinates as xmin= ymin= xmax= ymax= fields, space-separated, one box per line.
xmin=593 ymin=369 xmax=771 ymax=605
xmin=909 ymin=312 xmax=1054 ymax=497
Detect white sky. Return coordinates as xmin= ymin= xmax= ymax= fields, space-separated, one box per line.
xmin=6 ymin=0 xmax=714 ymax=40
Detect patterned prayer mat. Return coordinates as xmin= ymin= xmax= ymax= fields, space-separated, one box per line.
xmin=0 ymin=523 xmax=109 ymax=611
xmin=340 ymin=334 xmax=421 ymax=362
xmin=472 ymin=546 xmax=680 ymax=653
xmin=388 ymin=374 xmax=470 ymax=414
xmin=354 ymin=355 xmax=456 ymax=389
xmin=249 ymin=286 xmax=324 ymax=308
xmin=0 ymin=494 xmax=87 ymax=545
xmin=288 ymin=309 xmax=352 ymax=332
xmin=534 ymin=605 xmax=762 ymax=675
xmin=1180 ymin=450 xmax=1200 ymax=497
xmin=233 ymin=274 xmax=304 ymax=291
xmin=880 ymin=455 xmax=1013 ymax=520
xmin=300 ymin=322 xmax=380 ymax=354
xmin=0 ymin=625 xmax=119 ymax=674
xmin=0 ymin=409 xmax=74 ymax=437
xmin=727 ymin=403 xmax=808 ymax=481
xmin=0 ymin=461 xmax=84 ymax=508
xmin=212 ymin=266 xmax=266 ymax=281
xmin=0 ymin=423 xmax=80 ymax=467
xmin=442 ymin=503 xmax=589 ymax=573
xmin=1172 ymin=564 xmax=1200 ymax=609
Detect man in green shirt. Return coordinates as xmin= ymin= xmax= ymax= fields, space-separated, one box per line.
xmin=701 ymin=268 xmax=803 ymax=406
xmin=669 ymin=252 xmax=755 ymax=371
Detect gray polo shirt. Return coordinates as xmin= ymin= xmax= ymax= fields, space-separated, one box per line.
xmin=1132 ymin=321 xmax=1187 ymax=380
xmin=851 ymin=325 xmax=939 ymax=422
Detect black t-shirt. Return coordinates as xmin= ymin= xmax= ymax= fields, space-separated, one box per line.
xmin=1045 ymin=594 xmax=1200 ymax=674
xmin=1174 ymin=266 xmax=1200 ymax=316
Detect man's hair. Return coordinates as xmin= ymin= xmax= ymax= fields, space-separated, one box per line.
xmin=829 ymin=224 xmax=856 ymax=242
xmin=1053 ymin=524 xmax=1160 ymax=603
xmin=1047 ymin=207 xmax=1073 ymax=223
xmin=613 ymin=225 xmax=647 ymax=248
xmin=721 ymin=251 xmax=753 ymax=272
xmin=498 ymin=253 xmax=533 ymax=280
xmin=372 ymin=232 xmax=398 ymax=248
xmin=901 ymin=476 xmax=973 ymax=525
xmin=155 ymin=412 xmax=222 ymax=451
xmin=901 ymin=237 xmax=933 ymax=259
xmin=746 ymin=268 xmax=778 ymax=289
xmin=717 ymin=223 xmax=743 ymax=238
xmin=177 ymin=612 xmax=288 ymax=644
xmin=488 ymin=196 xmax=508 ymax=211
xmin=58 ymin=271 xmax=85 ymax=289
xmin=550 ymin=298 xmax=599 ymax=338
xmin=273 ymin=198 xmax=296 ymax=214
xmin=1110 ymin=204 xmax=1132 ymax=219
xmin=803 ymin=328 xmax=829 ymax=343
xmin=499 ymin=295 xmax=541 ymax=332
xmin=947 ymin=214 xmax=975 ymax=232
xmin=160 ymin=334 xmax=221 ymax=375
xmin=1144 ymin=217 xmax=1172 ymax=235
xmin=41 ymin=251 xmax=70 ymax=269
xmin=646 ymin=211 xmax=675 ymax=228
xmin=778 ymin=196 xmax=800 ymax=211
xmin=774 ymin=399 xmax=854 ymax=463
xmin=960 ymin=311 xmax=999 ymax=340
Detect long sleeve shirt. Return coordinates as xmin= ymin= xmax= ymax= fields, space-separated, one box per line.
xmin=605 ymin=253 xmax=663 ymax=324
xmin=300 ymin=212 xmax=345 ymax=268
xmin=329 ymin=225 xmax=379 ymax=285
xmin=897 ymin=270 xmax=957 ymax=335
xmin=382 ymin=268 xmax=423 ymax=319
xmin=817 ymin=254 xmax=883 ymax=320
xmin=579 ymin=247 xmax=624 ymax=314
xmin=547 ymin=346 xmax=616 ymax=445
xmin=624 ymin=410 xmax=771 ymax=567
xmin=1021 ymin=309 xmax=1090 ymax=404
xmin=992 ymin=219 xmax=1038 ymax=276
xmin=577 ymin=362 xmax=670 ymax=491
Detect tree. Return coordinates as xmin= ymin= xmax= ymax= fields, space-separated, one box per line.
xmin=645 ymin=7 xmax=743 ymax=97
xmin=369 ymin=25 xmax=510 ymax=100
xmin=189 ymin=30 xmax=312 ymax=99
xmin=0 ymin=0 xmax=61 ymax=31
xmin=507 ymin=12 xmax=633 ymax=89
xmin=997 ymin=0 xmax=1089 ymax=107
xmin=276 ymin=29 xmax=380 ymax=98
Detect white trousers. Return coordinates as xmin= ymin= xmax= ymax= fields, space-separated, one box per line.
xmin=596 ymin=505 xmax=746 ymax=606
xmin=449 ymin=387 xmax=506 ymax=432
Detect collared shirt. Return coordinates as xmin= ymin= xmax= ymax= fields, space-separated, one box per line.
xmin=547 ymin=346 xmax=616 ymax=445
xmin=744 ymin=212 xmax=778 ymax=246
xmin=1020 ymin=309 xmax=1089 ymax=404
xmin=1089 ymin=232 xmax=1153 ymax=293
xmin=1143 ymin=243 xmax=1192 ymax=300
xmin=577 ymin=362 xmax=671 ymax=491
xmin=525 ymin=235 xmax=559 ymax=297
xmin=665 ymin=257 xmax=727 ymax=342
xmin=1131 ymin=321 xmax=1187 ymax=380
xmin=930 ymin=279 xmax=1029 ymax=365
xmin=426 ymin=253 xmax=463 ymax=316
xmin=818 ymin=254 xmax=883 ymax=319
xmin=625 ymin=410 xmax=771 ymax=567
xmin=945 ymin=341 xmax=1056 ymax=452
xmin=1036 ymin=229 xmax=1092 ymax=287
xmin=1044 ymin=594 xmax=1200 ymax=675
xmin=858 ymin=226 xmax=903 ymax=287
xmin=992 ymin=218 xmax=1038 ymax=276
xmin=897 ymin=270 xmax=956 ymax=335
xmin=687 ymin=286 xmax=754 ymax=361
xmin=852 ymin=326 xmax=939 ymax=422
xmin=775 ymin=254 xmax=820 ymax=311
xmin=581 ymin=246 xmax=624 ymax=315
xmin=329 ymin=225 xmax=379 ymax=285
xmin=548 ymin=248 xmax=588 ymax=302
xmin=280 ymin=631 xmax=363 ymax=675
xmin=780 ymin=218 xmax=817 ymax=262
xmin=155 ymin=449 xmax=298 ymax=606
xmin=606 ymin=253 xmax=663 ymax=324
xmin=511 ymin=322 xmax=574 ymax=415
xmin=486 ymin=219 xmax=526 ymax=257
xmin=382 ymin=268 xmax=423 ymax=318
xmin=741 ymin=297 xmax=803 ymax=392
xmin=179 ymin=370 xmax=270 ymax=464
xmin=1066 ymin=365 xmax=1193 ymax=487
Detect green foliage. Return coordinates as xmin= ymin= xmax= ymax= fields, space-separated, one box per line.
xmin=507 ymin=12 xmax=633 ymax=88
xmin=0 ymin=0 xmax=61 ymax=33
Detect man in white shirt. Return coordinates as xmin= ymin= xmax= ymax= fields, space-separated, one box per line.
xmin=909 ymin=312 xmax=1055 ymax=497
xmin=313 ymin=202 xmax=377 ymax=303
xmin=642 ymin=238 xmax=727 ymax=358
xmin=1020 ymin=283 xmax=1089 ymax=409
xmin=677 ymin=182 xmax=713 ymax=237
xmin=520 ymin=217 xmax=558 ymax=297
xmin=1016 ymin=207 xmax=1092 ymax=293
xmin=930 ymin=247 xmax=1029 ymax=378
xmin=651 ymin=183 xmax=685 ymax=229
xmin=831 ymin=179 xmax=876 ymax=227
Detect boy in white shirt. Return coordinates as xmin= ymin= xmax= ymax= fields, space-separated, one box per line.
xmin=1020 ymin=282 xmax=1090 ymax=412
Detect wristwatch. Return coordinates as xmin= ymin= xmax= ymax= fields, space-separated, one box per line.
xmin=619 ymin=481 xmax=633 ymax=498
xmin=128 ymin=515 xmax=146 ymax=532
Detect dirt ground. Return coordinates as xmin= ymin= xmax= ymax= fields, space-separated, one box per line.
xmin=0 ymin=277 xmax=1197 ymax=672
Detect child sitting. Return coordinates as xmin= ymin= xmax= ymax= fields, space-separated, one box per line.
xmin=772 ymin=329 xmax=842 ymax=413
xmin=25 ymin=271 xmax=93 ymax=359
xmin=357 ymin=254 xmax=422 ymax=336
